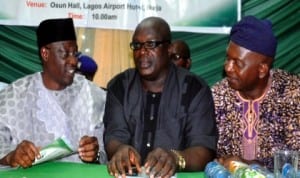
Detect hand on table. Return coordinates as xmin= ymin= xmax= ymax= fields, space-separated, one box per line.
xmin=107 ymin=144 xmax=141 ymax=178
xmin=144 ymin=147 xmax=177 ymax=178
xmin=78 ymin=135 xmax=99 ymax=162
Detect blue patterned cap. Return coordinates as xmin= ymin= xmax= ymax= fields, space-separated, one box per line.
xmin=230 ymin=16 xmax=277 ymax=58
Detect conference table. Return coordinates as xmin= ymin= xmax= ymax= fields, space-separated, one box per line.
xmin=0 ymin=161 xmax=205 ymax=178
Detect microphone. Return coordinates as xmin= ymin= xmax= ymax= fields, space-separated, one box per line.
xmin=77 ymin=54 xmax=98 ymax=74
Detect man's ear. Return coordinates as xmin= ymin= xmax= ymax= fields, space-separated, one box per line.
xmin=40 ymin=47 xmax=49 ymax=62
xmin=258 ymin=62 xmax=269 ymax=78
xmin=186 ymin=58 xmax=192 ymax=70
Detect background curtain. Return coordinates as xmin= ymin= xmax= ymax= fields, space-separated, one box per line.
xmin=0 ymin=0 xmax=299 ymax=87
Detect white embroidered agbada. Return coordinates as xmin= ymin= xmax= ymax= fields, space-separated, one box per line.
xmin=0 ymin=72 xmax=107 ymax=163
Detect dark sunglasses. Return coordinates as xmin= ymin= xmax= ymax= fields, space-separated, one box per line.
xmin=130 ymin=40 xmax=170 ymax=50
xmin=170 ymin=53 xmax=189 ymax=61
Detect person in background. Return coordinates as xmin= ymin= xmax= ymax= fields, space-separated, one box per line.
xmin=104 ymin=16 xmax=217 ymax=178
xmin=212 ymin=16 xmax=300 ymax=170
xmin=76 ymin=54 xmax=98 ymax=81
xmin=0 ymin=18 xmax=107 ymax=168
xmin=169 ymin=40 xmax=191 ymax=70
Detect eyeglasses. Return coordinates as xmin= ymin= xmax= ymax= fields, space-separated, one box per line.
xmin=130 ymin=40 xmax=170 ymax=50
xmin=170 ymin=53 xmax=188 ymax=61
xmin=45 ymin=46 xmax=81 ymax=59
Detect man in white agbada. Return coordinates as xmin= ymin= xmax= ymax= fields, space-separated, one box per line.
xmin=0 ymin=18 xmax=107 ymax=168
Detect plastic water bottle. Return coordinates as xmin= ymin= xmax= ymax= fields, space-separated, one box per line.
xmin=230 ymin=161 xmax=273 ymax=178
xmin=228 ymin=161 xmax=249 ymax=174
xmin=249 ymin=164 xmax=274 ymax=178
xmin=231 ymin=166 xmax=248 ymax=178
xmin=205 ymin=161 xmax=231 ymax=178
xmin=281 ymin=163 xmax=297 ymax=178
xmin=233 ymin=167 xmax=270 ymax=178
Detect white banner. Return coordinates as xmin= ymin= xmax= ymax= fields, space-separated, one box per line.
xmin=0 ymin=0 xmax=241 ymax=34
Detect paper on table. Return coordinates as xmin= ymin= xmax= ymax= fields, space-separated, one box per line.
xmin=125 ymin=167 xmax=177 ymax=178
xmin=126 ymin=175 xmax=177 ymax=178
xmin=33 ymin=137 xmax=75 ymax=165
xmin=0 ymin=164 xmax=18 ymax=171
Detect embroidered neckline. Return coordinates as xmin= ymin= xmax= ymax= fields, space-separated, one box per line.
xmin=237 ymin=73 xmax=273 ymax=102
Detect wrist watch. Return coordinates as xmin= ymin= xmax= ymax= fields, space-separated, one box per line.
xmin=94 ymin=151 xmax=101 ymax=163
xmin=170 ymin=149 xmax=186 ymax=170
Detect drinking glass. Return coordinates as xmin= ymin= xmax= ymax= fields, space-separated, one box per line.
xmin=274 ymin=150 xmax=298 ymax=178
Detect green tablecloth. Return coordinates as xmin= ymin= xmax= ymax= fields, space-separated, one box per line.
xmin=0 ymin=162 xmax=205 ymax=178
